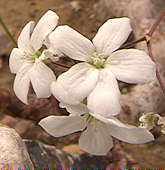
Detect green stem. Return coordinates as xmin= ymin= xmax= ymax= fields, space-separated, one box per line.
xmin=0 ymin=16 xmax=17 ymax=47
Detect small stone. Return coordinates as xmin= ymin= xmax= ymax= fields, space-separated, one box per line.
xmin=0 ymin=125 xmax=34 ymax=168
xmin=24 ymin=140 xmax=73 ymax=168
xmin=70 ymin=1 xmax=81 ymax=12
xmin=62 ymin=144 xmax=84 ymax=154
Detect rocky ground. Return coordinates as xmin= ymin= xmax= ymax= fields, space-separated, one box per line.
xmin=0 ymin=0 xmax=165 ymax=168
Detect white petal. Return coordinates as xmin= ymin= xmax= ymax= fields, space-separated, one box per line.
xmin=9 ymin=48 xmax=24 ymax=73
xmin=93 ymin=17 xmax=132 ymax=56
xmin=91 ymin=113 xmax=154 ymax=144
xmin=108 ymin=123 xmax=154 ymax=144
xmin=51 ymin=63 xmax=99 ymax=105
xmin=59 ymin=103 xmax=89 ymax=116
xmin=17 ymin=21 xmax=35 ymax=53
xmin=44 ymin=34 xmax=63 ymax=57
xmin=13 ymin=63 xmax=32 ymax=104
xmin=43 ymin=35 xmax=51 ymax=48
xmin=30 ymin=10 xmax=59 ymax=51
xmin=106 ymin=49 xmax=156 ymax=83
xmin=39 ymin=115 xmax=86 ymax=137
xmin=87 ymin=69 xmax=121 ymax=118
xmin=49 ymin=25 xmax=95 ymax=61
xmin=79 ymin=119 xmax=113 ymax=155
xmin=29 ymin=59 xmax=56 ymax=98
xmin=51 ymin=81 xmax=79 ymax=105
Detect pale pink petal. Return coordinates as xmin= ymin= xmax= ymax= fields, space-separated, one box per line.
xmin=106 ymin=49 xmax=156 ymax=83
xmin=30 ymin=10 xmax=59 ymax=51
xmin=51 ymin=63 xmax=99 ymax=105
xmin=87 ymin=68 xmax=121 ymax=118
xmin=51 ymin=81 xmax=79 ymax=105
xmin=13 ymin=63 xmax=32 ymax=104
xmin=91 ymin=113 xmax=154 ymax=144
xmin=59 ymin=103 xmax=89 ymax=116
xmin=39 ymin=115 xmax=86 ymax=137
xmin=9 ymin=48 xmax=25 ymax=73
xmin=79 ymin=119 xmax=113 ymax=155
xmin=49 ymin=25 xmax=95 ymax=61
xmin=29 ymin=59 xmax=56 ymax=98
xmin=17 ymin=21 xmax=35 ymax=54
xmin=93 ymin=17 xmax=132 ymax=56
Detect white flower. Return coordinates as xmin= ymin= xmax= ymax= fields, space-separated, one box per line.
xmin=50 ymin=17 xmax=156 ymax=118
xmin=39 ymin=103 xmax=154 ymax=156
xmin=9 ymin=10 xmax=59 ymax=104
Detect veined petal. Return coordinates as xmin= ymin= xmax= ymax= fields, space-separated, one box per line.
xmin=87 ymin=68 xmax=121 ymax=118
xmin=108 ymin=122 xmax=154 ymax=144
xmin=59 ymin=102 xmax=89 ymax=116
xmin=13 ymin=63 xmax=32 ymax=104
xmin=90 ymin=112 xmax=128 ymax=128
xmin=93 ymin=17 xmax=132 ymax=56
xmin=91 ymin=113 xmax=154 ymax=144
xmin=29 ymin=59 xmax=56 ymax=98
xmin=106 ymin=49 xmax=156 ymax=84
xmin=51 ymin=81 xmax=79 ymax=105
xmin=79 ymin=119 xmax=113 ymax=155
xmin=30 ymin=10 xmax=59 ymax=51
xmin=49 ymin=25 xmax=95 ymax=61
xmin=39 ymin=115 xmax=86 ymax=137
xmin=17 ymin=21 xmax=35 ymax=53
xmin=44 ymin=34 xmax=63 ymax=57
xmin=9 ymin=48 xmax=24 ymax=73
xmin=52 ymin=63 xmax=99 ymax=105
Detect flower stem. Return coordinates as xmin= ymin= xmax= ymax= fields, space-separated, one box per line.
xmin=147 ymin=8 xmax=165 ymax=37
xmin=121 ymin=7 xmax=165 ymax=49
xmin=147 ymin=40 xmax=165 ymax=95
xmin=0 ymin=16 xmax=17 ymax=47
xmin=120 ymin=8 xmax=165 ymax=95
xmin=145 ymin=7 xmax=165 ymax=95
xmin=120 ymin=37 xmax=146 ymax=49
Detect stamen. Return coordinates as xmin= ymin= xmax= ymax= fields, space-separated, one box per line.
xmin=89 ymin=52 xmax=106 ymax=69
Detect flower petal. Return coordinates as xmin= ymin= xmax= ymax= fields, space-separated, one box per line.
xmin=13 ymin=63 xmax=32 ymax=104
xmin=49 ymin=25 xmax=95 ymax=61
xmin=17 ymin=21 xmax=35 ymax=53
xmin=108 ymin=122 xmax=154 ymax=144
xmin=51 ymin=63 xmax=99 ymax=105
xmin=106 ymin=49 xmax=156 ymax=83
xmin=44 ymin=34 xmax=63 ymax=57
xmin=91 ymin=113 xmax=154 ymax=144
xmin=87 ymin=69 xmax=121 ymax=118
xmin=79 ymin=119 xmax=113 ymax=155
xmin=59 ymin=103 xmax=89 ymax=116
xmin=39 ymin=115 xmax=86 ymax=137
xmin=9 ymin=48 xmax=24 ymax=73
xmin=30 ymin=10 xmax=59 ymax=51
xmin=51 ymin=81 xmax=79 ymax=105
xmin=93 ymin=17 xmax=132 ymax=56
xmin=29 ymin=59 xmax=56 ymax=98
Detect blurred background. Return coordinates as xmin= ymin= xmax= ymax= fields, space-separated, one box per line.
xmin=0 ymin=0 xmax=165 ymax=168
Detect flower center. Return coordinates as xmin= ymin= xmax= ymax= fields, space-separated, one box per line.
xmin=88 ymin=52 xmax=106 ymax=69
xmin=22 ymin=51 xmax=42 ymax=63
xmin=81 ymin=113 xmax=93 ymax=123
xmin=83 ymin=113 xmax=100 ymax=131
